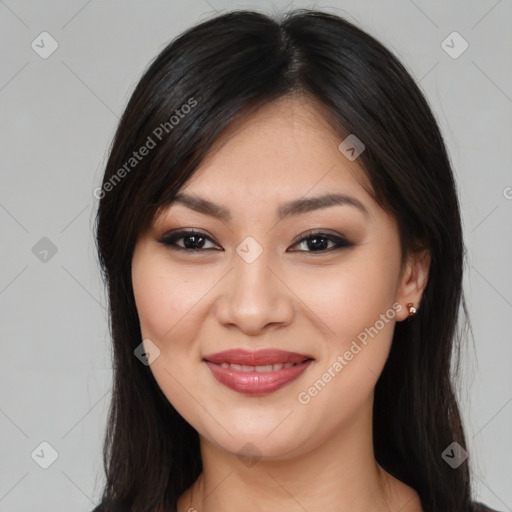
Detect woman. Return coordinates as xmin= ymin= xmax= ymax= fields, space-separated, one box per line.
xmin=92 ymin=9 xmax=501 ymax=512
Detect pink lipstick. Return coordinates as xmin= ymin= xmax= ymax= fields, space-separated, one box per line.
xmin=203 ymin=349 xmax=314 ymax=395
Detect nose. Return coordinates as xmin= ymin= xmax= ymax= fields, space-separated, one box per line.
xmin=214 ymin=243 xmax=294 ymax=336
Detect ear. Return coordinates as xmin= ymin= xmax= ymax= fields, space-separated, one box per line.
xmin=395 ymin=248 xmax=430 ymax=322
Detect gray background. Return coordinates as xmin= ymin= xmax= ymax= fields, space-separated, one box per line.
xmin=0 ymin=1 xmax=511 ymax=511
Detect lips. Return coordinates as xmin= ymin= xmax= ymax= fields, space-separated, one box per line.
xmin=203 ymin=349 xmax=315 ymax=395
xmin=203 ymin=348 xmax=313 ymax=366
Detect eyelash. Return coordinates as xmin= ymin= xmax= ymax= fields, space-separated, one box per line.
xmin=157 ymin=229 xmax=354 ymax=254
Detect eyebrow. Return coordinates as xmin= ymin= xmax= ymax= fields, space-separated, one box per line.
xmin=170 ymin=192 xmax=369 ymax=221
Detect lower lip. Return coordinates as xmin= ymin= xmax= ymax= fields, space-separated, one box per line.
xmin=204 ymin=359 xmax=314 ymax=395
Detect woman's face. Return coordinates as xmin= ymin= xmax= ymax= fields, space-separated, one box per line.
xmin=131 ymin=95 xmax=428 ymax=460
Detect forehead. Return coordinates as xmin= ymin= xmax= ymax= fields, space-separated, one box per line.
xmin=180 ymin=95 xmax=374 ymax=203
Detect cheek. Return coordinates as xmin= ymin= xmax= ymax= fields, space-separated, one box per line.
xmin=132 ymin=255 xmax=211 ymax=425
xmin=293 ymin=269 xmax=398 ymax=423
xmin=132 ymin=257 xmax=210 ymax=341
xmin=289 ymin=253 xmax=400 ymax=342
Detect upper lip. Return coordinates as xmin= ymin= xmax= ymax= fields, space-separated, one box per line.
xmin=203 ymin=349 xmax=314 ymax=366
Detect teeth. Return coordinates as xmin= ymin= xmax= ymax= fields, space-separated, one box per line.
xmin=217 ymin=361 xmax=300 ymax=372
xmin=255 ymin=364 xmax=273 ymax=372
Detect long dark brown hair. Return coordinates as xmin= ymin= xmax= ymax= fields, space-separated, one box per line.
xmin=93 ymin=9 xmax=475 ymax=512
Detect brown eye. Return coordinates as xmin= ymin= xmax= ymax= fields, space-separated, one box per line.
xmin=158 ymin=230 xmax=221 ymax=252
xmin=288 ymin=231 xmax=354 ymax=253
xmin=157 ymin=229 xmax=354 ymax=254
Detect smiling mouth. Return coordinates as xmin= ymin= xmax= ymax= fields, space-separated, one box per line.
xmin=201 ymin=348 xmax=315 ymax=395
xmin=205 ymin=359 xmax=314 ymax=372
xmin=202 ymin=348 xmax=314 ymax=366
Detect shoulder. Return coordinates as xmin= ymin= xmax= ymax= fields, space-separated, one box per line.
xmin=90 ymin=505 xmax=167 ymax=512
xmin=472 ymin=501 xmax=503 ymax=512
